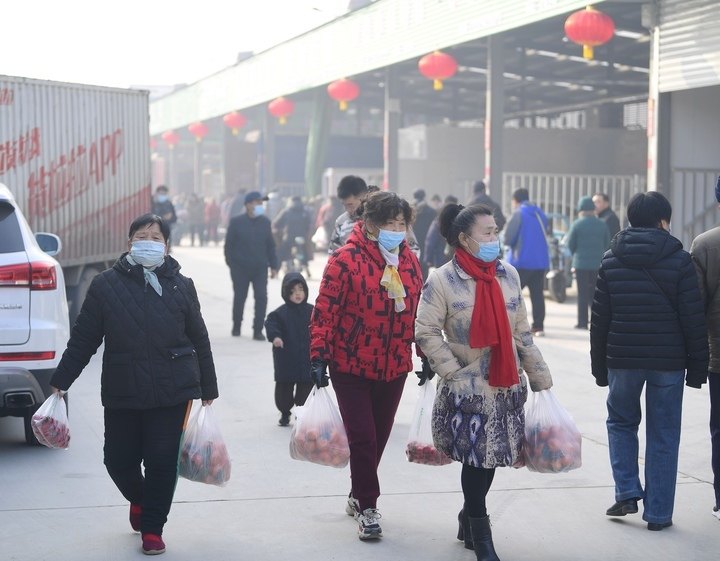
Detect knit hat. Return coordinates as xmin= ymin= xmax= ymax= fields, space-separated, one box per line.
xmin=715 ymin=175 xmax=720 ymax=204
xmin=578 ymin=196 xmax=595 ymax=212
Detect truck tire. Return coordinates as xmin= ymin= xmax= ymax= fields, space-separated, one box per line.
xmin=68 ymin=267 xmax=101 ymax=324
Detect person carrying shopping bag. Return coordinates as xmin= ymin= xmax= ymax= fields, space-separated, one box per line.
xmin=50 ymin=213 xmax=219 ymax=556
xmin=309 ymin=190 xmax=424 ymax=541
xmin=415 ymin=203 xmax=553 ymax=561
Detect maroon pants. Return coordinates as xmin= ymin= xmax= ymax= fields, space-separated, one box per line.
xmin=330 ymin=370 xmax=407 ymax=512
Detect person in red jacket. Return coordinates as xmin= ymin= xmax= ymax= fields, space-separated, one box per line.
xmin=309 ymin=190 xmax=425 ymax=541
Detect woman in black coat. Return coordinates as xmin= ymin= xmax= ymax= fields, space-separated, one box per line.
xmin=264 ymin=272 xmax=314 ymax=426
xmin=50 ymin=214 xmax=218 ymax=555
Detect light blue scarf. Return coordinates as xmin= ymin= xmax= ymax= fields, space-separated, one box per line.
xmin=126 ymin=255 xmax=163 ymax=296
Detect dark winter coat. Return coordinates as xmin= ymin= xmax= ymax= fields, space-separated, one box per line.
xmin=272 ymin=202 xmax=312 ymax=263
xmin=264 ymin=273 xmax=313 ymax=383
xmin=50 ymin=255 xmax=219 ymax=409
xmin=469 ymin=192 xmax=506 ymax=232
xmin=224 ymin=213 xmax=279 ymax=271
xmin=566 ymin=214 xmax=611 ymax=270
xmin=590 ymin=227 xmax=709 ymax=388
xmin=412 ymin=200 xmax=437 ymax=258
xmin=598 ymin=207 xmax=621 ymax=241
xmin=310 ymin=221 xmax=424 ymax=381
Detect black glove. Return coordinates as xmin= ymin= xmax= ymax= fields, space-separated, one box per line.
xmin=415 ymin=357 xmax=436 ymax=386
xmin=310 ymin=359 xmax=329 ymax=388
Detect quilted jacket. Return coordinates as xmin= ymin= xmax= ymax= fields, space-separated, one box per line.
xmin=50 ymin=254 xmax=219 ymax=409
xmin=590 ymin=227 xmax=708 ymax=387
xmin=310 ymin=221 xmax=423 ymax=381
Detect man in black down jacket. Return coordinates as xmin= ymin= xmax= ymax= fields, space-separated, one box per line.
xmin=590 ymin=191 xmax=708 ymax=532
xmin=50 ymin=214 xmax=218 ymax=554
xmin=224 ymin=191 xmax=279 ymax=340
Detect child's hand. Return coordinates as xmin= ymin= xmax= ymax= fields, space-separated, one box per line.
xmin=273 ymin=337 xmax=284 ymax=348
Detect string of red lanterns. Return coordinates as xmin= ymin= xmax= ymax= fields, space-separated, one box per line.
xmin=564 ymin=5 xmax=615 ymax=60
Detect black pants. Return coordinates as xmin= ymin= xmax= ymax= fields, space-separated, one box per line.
xmin=275 ymin=382 xmax=314 ymax=414
xmin=461 ymin=464 xmax=496 ymax=518
xmin=575 ymin=268 xmax=598 ymax=327
xmin=710 ymin=372 xmax=720 ymax=508
xmin=517 ymin=269 xmax=546 ymax=330
xmin=229 ymin=266 xmax=268 ymax=333
xmin=103 ymin=402 xmax=191 ymax=535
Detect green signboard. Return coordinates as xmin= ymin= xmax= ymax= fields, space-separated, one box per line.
xmin=150 ymin=0 xmax=604 ymax=134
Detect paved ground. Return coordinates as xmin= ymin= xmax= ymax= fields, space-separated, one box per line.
xmin=1 ymin=243 xmax=718 ymax=560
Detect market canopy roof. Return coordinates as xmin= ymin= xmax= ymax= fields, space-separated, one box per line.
xmin=149 ymin=0 xmax=649 ymax=135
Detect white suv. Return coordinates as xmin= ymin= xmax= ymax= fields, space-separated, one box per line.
xmin=0 ymin=184 xmax=70 ymax=444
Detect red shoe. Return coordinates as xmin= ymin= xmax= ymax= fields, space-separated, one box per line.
xmin=130 ymin=504 xmax=142 ymax=532
xmin=142 ymin=533 xmax=166 ymax=555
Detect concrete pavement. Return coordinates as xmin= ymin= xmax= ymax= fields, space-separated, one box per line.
xmin=1 ymin=243 xmax=718 ymax=560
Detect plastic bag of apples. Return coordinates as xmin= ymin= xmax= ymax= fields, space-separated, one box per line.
xmin=405 ymin=379 xmax=452 ymax=466
xmin=522 ymin=389 xmax=582 ymax=473
xmin=179 ymin=404 xmax=232 ymax=486
xmin=289 ymin=386 xmax=350 ymax=468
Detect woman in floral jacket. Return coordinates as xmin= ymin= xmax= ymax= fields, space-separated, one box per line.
xmin=415 ymin=203 xmax=552 ymax=561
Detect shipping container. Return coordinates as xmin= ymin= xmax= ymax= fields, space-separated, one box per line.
xmin=0 ymin=75 xmax=151 ymax=320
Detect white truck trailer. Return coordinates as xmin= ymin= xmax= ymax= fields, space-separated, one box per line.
xmin=0 ymin=75 xmax=151 ymax=320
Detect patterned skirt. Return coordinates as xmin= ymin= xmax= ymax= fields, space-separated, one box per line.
xmin=431 ymin=382 xmax=528 ymax=468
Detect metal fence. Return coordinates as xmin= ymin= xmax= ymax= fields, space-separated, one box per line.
xmin=671 ymin=168 xmax=720 ymax=248
xmin=501 ymin=172 xmax=646 ymax=227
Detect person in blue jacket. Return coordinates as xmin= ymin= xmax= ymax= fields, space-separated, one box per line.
xmin=503 ymin=188 xmax=549 ymax=336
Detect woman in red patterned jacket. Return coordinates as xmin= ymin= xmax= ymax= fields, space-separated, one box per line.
xmin=309 ymin=190 xmax=425 ymax=541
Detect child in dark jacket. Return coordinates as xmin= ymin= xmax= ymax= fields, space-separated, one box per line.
xmin=264 ymin=272 xmax=314 ymax=426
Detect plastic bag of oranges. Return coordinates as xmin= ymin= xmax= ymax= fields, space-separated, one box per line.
xmin=522 ymin=389 xmax=582 ymax=473
xmin=179 ymin=404 xmax=232 ymax=486
xmin=289 ymin=386 xmax=350 ymax=468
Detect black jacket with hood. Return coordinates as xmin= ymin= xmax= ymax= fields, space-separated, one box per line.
xmin=50 ymin=254 xmax=219 ymax=408
xmin=590 ymin=227 xmax=708 ymax=388
xmin=264 ymin=273 xmax=313 ymax=383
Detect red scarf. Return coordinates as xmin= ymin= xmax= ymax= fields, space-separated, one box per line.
xmin=455 ymin=249 xmax=519 ymax=388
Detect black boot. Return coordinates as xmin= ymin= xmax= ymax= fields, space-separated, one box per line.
xmin=456 ymin=507 xmax=473 ymax=550
xmin=469 ymin=516 xmax=501 ymax=561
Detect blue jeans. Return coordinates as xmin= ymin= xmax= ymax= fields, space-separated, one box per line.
xmin=606 ymin=368 xmax=684 ymax=524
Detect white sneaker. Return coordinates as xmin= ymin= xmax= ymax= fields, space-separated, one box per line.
xmin=713 ymin=505 xmax=720 ymax=520
xmin=345 ymin=493 xmax=360 ymax=519
xmin=358 ymin=508 xmax=383 ymax=540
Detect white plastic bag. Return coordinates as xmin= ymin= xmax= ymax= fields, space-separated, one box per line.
xmin=289 ymin=386 xmax=350 ymax=468
xmin=523 ymin=389 xmax=582 ymax=473
xmin=405 ymin=380 xmax=452 ymax=466
xmin=311 ymin=226 xmax=328 ymax=251
xmin=179 ymin=404 xmax=232 ymax=486
xmin=31 ymin=392 xmax=70 ymax=449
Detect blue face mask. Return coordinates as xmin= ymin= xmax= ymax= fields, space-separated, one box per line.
xmin=157 ymin=194 xmax=168 ymax=203
xmin=468 ymin=237 xmax=500 ymax=263
xmin=130 ymin=240 xmax=166 ymax=267
xmin=253 ymin=204 xmax=265 ymax=216
xmin=377 ymin=228 xmax=406 ymax=251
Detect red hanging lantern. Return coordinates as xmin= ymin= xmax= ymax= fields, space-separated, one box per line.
xmin=418 ymin=51 xmax=458 ymax=90
xmin=161 ymin=130 xmax=181 ymax=149
xmin=327 ymin=78 xmax=360 ymax=111
xmin=564 ymin=5 xmax=615 ymax=60
xmin=268 ymin=97 xmax=295 ymax=125
xmin=188 ymin=122 xmax=209 ymax=142
xmin=223 ymin=111 xmax=247 ymax=135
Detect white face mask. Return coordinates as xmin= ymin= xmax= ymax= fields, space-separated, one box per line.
xmin=130 ymin=240 xmax=166 ymax=267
